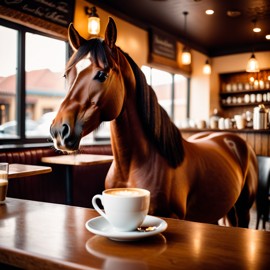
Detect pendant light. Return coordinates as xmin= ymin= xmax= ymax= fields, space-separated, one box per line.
xmin=246 ymin=19 xmax=260 ymax=72
xmin=85 ymin=6 xmax=100 ymax=35
xmin=181 ymin=11 xmax=191 ymax=65
xmin=246 ymin=53 xmax=259 ymax=72
xmin=203 ymin=59 xmax=211 ymax=75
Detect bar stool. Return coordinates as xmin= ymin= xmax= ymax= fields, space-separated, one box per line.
xmin=255 ymin=156 xmax=270 ymax=230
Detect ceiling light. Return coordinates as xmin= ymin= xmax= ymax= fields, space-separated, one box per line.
xmin=181 ymin=11 xmax=191 ymax=65
xmin=226 ymin=10 xmax=241 ymax=18
xmin=266 ymin=34 xmax=270 ymax=40
xmin=205 ymin=10 xmax=214 ymax=15
xmin=85 ymin=6 xmax=100 ymax=35
xmin=203 ymin=59 xmax=211 ymax=75
xmin=253 ymin=27 xmax=261 ymax=33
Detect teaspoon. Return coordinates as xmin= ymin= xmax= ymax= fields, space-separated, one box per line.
xmin=137 ymin=226 xmax=157 ymax=232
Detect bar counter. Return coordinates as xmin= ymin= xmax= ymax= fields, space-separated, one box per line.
xmin=1 ymin=198 xmax=270 ymax=269
xmin=181 ymin=128 xmax=270 ymax=156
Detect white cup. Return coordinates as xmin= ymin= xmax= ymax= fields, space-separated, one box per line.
xmin=0 ymin=163 xmax=9 ymax=204
xmin=234 ymin=115 xmax=246 ymax=129
xmin=218 ymin=118 xmax=225 ymax=129
xmin=256 ymin=94 xmax=262 ymax=103
xmin=250 ymin=94 xmax=256 ymax=103
xmin=224 ymin=118 xmax=232 ymax=129
xmin=197 ymin=120 xmax=206 ymax=129
xmin=92 ymin=188 xmax=150 ymax=232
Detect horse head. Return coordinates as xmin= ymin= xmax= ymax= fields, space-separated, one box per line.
xmin=50 ymin=18 xmax=125 ymax=152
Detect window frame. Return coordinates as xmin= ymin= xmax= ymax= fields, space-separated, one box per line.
xmin=0 ymin=18 xmax=68 ymax=146
xmin=143 ymin=66 xmax=190 ymax=124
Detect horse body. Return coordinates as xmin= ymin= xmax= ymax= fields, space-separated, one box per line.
xmin=108 ymin=115 xmax=256 ymax=225
xmin=50 ymin=18 xmax=258 ymax=227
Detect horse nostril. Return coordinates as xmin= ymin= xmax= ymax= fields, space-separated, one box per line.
xmin=61 ymin=123 xmax=71 ymax=140
xmin=50 ymin=125 xmax=56 ymax=138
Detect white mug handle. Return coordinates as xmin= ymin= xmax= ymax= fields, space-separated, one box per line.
xmin=92 ymin=194 xmax=107 ymax=220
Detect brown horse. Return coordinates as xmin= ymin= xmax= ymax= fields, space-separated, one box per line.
xmin=50 ymin=18 xmax=258 ymax=227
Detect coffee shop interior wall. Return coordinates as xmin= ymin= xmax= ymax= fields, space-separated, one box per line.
xmin=210 ymin=52 xmax=270 ymax=115
xmin=76 ymin=0 xmax=270 ymax=123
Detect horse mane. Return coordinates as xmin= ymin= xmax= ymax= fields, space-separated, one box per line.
xmin=121 ymin=51 xmax=185 ymax=168
xmin=66 ymin=38 xmax=110 ymax=73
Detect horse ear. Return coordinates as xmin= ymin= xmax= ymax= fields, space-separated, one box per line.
xmin=104 ymin=17 xmax=117 ymax=49
xmin=68 ymin=23 xmax=86 ymax=51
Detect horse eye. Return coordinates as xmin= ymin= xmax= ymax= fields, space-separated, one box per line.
xmin=94 ymin=71 xmax=108 ymax=82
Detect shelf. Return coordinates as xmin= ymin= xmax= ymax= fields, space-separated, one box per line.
xmin=221 ymin=101 xmax=270 ymax=108
xmin=220 ymin=89 xmax=270 ymax=97
xmin=219 ymin=69 xmax=270 ymax=111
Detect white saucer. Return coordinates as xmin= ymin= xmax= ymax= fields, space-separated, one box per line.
xmin=85 ymin=215 xmax=167 ymax=241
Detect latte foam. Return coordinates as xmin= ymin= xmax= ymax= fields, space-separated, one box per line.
xmin=106 ymin=188 xmax=148 ymax=197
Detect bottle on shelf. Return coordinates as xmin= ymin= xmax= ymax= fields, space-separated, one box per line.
xmin=209 ymin=108 xmax=220 ymax=129
xmin=253 ymin=104 xmax=268 ymax=130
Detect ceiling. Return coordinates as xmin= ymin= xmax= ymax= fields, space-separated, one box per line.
xmin=88 ymin=0 xmax=270 ymax=57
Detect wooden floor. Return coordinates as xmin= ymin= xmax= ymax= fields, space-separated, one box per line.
xmin=249 ymin=205 xmax=270 ymax=231
xmin=218 ymin=204 xmax=270 ymax=230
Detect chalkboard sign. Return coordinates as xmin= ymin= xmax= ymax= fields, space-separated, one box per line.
xmin=1 ymin=0 xmax=74 ymax=27
xmin=149 ymin=29 xmax=176 ymax=60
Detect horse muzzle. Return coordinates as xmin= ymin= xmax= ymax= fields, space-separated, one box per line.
xmin=50 ymin=122 xmax=82 ymax=152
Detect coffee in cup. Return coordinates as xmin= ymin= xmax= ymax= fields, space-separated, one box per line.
xmin=92 ymin=188 xmax=150 ymax=232
xmin=0 ymin=163 xmax=9 ymax=204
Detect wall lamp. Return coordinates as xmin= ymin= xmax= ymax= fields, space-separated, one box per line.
xmin=85 ymin=6 xmax=100 ymax=35
xmin=203 ymin=59 xmax=211 ymax=75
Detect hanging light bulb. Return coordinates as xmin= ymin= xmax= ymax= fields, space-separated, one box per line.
xmin=246 ymin=53 xmax=260 ymax=72
xmin=181 ymin=11 xmax=191 ymax=65
xmin=85 ymin=6 xmax=100 ymax=35
xmin=246 ymin=19 xmax=260 ymax=72
xmin=182 ymin=46 xmax=191 ymax=65
xmin=203 ymin=59 xmax=211 ymax=74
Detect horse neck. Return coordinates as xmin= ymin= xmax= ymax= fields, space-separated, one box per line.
xmin=110 ymin=110 xmax=155 ymax=183
xmin=110 ymin=53 xmax=153 ymax=170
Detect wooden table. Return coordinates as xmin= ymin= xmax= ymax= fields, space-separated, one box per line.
xmin=41 ymin=154 xmax=113 ymax=205
xmin=0 ymin=198 xmax=270 ymax=270
xmin=8 ymin=163 xmax=52 ymax=179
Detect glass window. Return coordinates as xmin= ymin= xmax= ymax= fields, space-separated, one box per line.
xmin=0 ymin=26 xmax=18 ymax=138
xmin=0 ymin=20 xmax=67 ymax=142
xmin=141 ymin=66 xmax=188 ymax=125
xmin=151 ymin=68 xmax=173 ymax=117
xmin=25 ymin=33 xmax=66 ymax=138
xmin=174 ymin=74 xmax=188 ymax=126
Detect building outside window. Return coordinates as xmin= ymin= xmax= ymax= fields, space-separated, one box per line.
xmin=0 ymin=26 xmax=17 ymax=130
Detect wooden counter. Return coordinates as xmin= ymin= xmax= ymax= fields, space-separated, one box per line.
xmin=1 ymin=198 xmax=270 ymax=269
xmin=41 ymin=154 xmax=113 ymax=205
xmin=8 ymin=163 xmax=52 ymax=179
xmin=181 ymin=128 xmax=270 ymax=156
xmin=41 ymin=154 xmax=113 ymax=166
